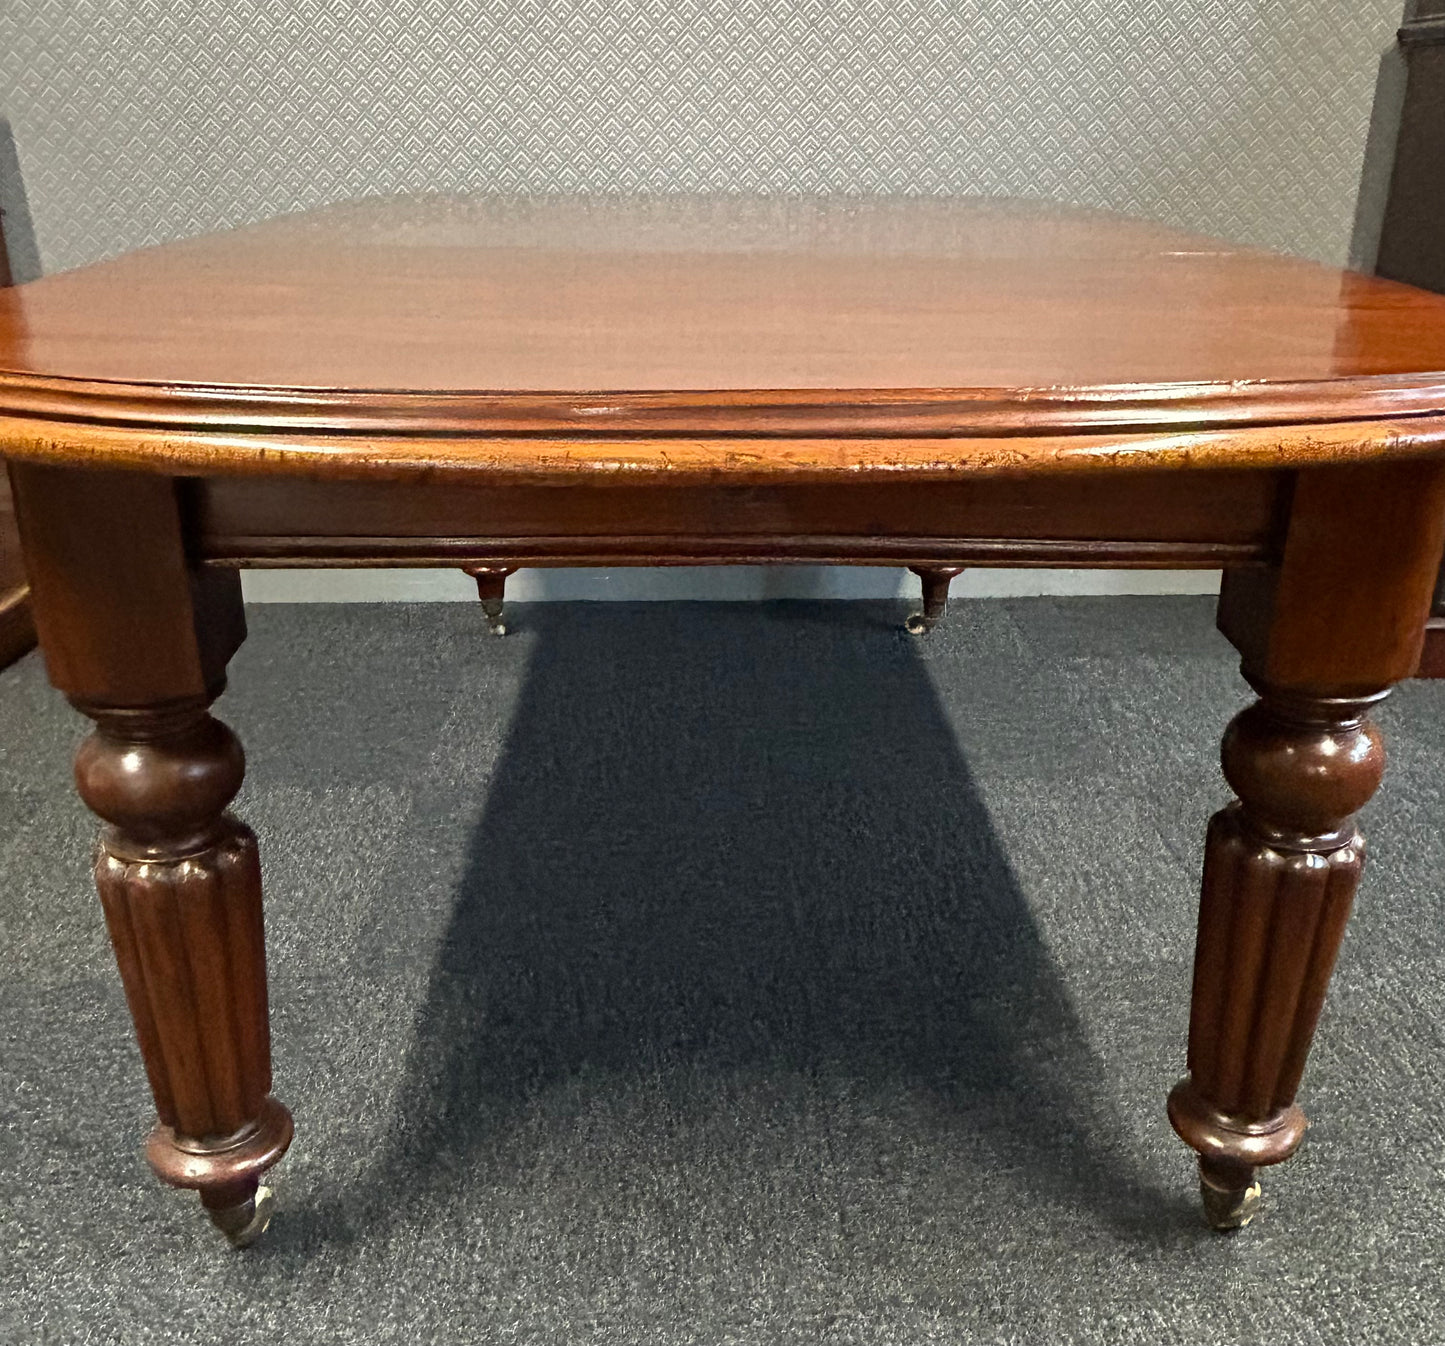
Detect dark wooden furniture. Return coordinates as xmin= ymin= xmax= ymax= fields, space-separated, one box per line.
xmin=5 ymin=195 xmax=1445 ymax=1246
xmin=1374 ymin=1 xmax=1445 ymax=673
xmin=0 ymin=469 xmax=33 ymax=668
xmin=0 ymin=187 xmax=35 ymax=668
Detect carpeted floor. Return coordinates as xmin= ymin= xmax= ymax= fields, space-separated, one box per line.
xmin=2 ymin=598 xmax=1444 ymax=1345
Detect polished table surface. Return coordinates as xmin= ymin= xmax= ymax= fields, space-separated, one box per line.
xmin=7 ymin=194 xmax=1445 ymax=474
xmin=4 ymin=195 xmax=1445 ymax=1248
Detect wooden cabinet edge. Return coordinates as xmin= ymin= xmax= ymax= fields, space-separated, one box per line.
xmin=0 ymin=463 xmax=35 ymax=669
xmin=0 ymin=579 xmax=35 ymax=669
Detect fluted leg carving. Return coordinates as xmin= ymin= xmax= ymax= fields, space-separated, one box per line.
xmin=75 ymin=691 xmax=291 ymax=1246
xmin=1169 ymin=680 xmax=1386 ymax=1228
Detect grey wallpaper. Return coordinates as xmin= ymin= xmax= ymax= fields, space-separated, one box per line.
xmin=0 ymin=0 xmax=1404 ymax=276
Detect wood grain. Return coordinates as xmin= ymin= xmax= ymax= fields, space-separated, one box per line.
xmin=7 ymin=415 xmax=1445 ymax=486
xmin=189 ymin=469 xmax=1286 ymax=563
xmin=8 ymin=464 xmax=244 ymax=704
xmin=4 ymin=196 xmax=1445 ymax=478
xmin=1218 ymin=459 xmax=1445 ymax=692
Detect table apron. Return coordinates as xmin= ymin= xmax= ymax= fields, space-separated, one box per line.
xmin=199 ymin=536 xmax=1260 ymax=568
xmin=188 ymin=470 xmax=1286 ymax=569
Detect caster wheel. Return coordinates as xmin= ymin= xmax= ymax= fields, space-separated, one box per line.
xmin=1201 ymin=1174 xmax=1261 ymax=1231
xmin=464 ymin=565 xmax=515 ymax=636
xmin=904 ymin=565 xmax=962 ymax=635
xmin=207 ymin=1184 xmax=276 ymax=1248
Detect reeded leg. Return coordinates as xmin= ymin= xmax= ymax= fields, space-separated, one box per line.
xmin=75 ymin=691 xmax=292 ymax=1246
xmin=1169 ymin=680 xmax=1385 ymax=1228
xmin=906 ymin=565 xmax=964 ymax=634
xmin=465 ymin=565 xmax=516 ymax=636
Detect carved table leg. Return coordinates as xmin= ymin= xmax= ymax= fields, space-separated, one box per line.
xmin=9 ymin=464 xmax=293 ymax=1247
xmin=75 ymin=692 xmax=292 ymax=1246
xmin=1166 ymin=460 xmax=1445 ymax=1228
xmin=464 ymin=565 xmax=516 ymax=636
xmin=1168 ymin=680 xmax=1385 ymax=1228
xmin=906 ymin=565 xmax=964 ymax=634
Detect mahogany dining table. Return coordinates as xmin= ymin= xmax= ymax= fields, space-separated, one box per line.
xmin=4 ymin=194 xmax=1445 ymax=1247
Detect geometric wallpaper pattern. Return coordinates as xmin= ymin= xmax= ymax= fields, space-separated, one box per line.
xmin=1 ymin=0 xmax=1403 ymax=276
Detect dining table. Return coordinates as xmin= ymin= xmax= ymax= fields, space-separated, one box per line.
xmin=4 ymin=193 xmax=1445 ymax=1247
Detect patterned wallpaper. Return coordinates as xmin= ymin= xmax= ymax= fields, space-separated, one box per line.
xmin=0 ymin=0 xmax=1404 ymax=276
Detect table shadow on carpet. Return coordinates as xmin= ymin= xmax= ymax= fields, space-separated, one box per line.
xmin=261 ymin=603 xmax=1191 ymax=1252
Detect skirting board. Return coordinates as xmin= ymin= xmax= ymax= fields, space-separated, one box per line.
xmin=240 ymin=567 xmax=1223 ymax=603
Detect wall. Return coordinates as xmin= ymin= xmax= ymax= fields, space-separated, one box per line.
xmin=0 ymin=1 xmax=1403 ymax=601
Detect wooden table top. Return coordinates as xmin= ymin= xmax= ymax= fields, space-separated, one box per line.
xmin=6 ymin=194 xmax=1445 ymax=483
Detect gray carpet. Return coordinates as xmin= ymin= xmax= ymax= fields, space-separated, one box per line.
xmin=2 ymin=598 xmax=1444 ymax=1346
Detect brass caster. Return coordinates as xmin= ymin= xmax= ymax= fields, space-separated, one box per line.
xmin=207 ymin=1184 xmax=275 ymax=1249
xmin=905 ymin=564 xmax=963 ymax=636
xmin=464 ymin=565 xmax=516 ymax=637
xmin=1200 ymin=1173 xmax=1261 ymax=1231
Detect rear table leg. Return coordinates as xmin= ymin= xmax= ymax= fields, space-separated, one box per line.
xmin=906 ymin=565 xmax=964 ymax=634
xmin=464 ymin=566 xmax=516 ymax=636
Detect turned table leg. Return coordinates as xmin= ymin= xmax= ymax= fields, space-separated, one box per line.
xmin=464 ymin=565 xmax=516 ymax=635
xmin=906 ymin=565 xmax=964 ymax=634
xmin=1168 ymin=681 xmax=1384 ymax=1227
xmin=1170 ymin=460 xmax=1445 ymax=1228
xmin=9 ymin=463 xmax=292 ymax=1246
xmin=76 ymin=692 xmax=292 ymax=1244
